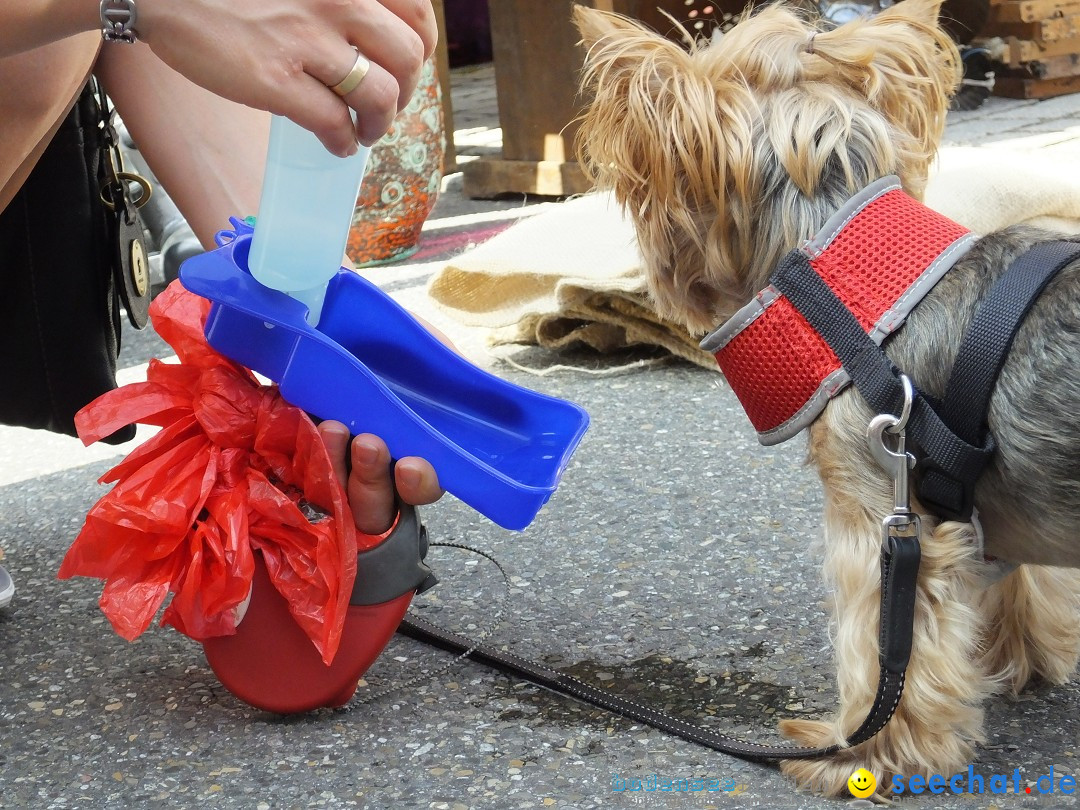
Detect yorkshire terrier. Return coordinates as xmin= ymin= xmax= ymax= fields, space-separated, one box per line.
xmin=574 ymin=0 xmax=1080 ymax=796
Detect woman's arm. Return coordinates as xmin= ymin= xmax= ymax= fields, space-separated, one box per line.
xmin=96 ymin=41 xmax=270 ymax=248
xmin=0 ymin=0 xmax=100 ymax=58
xmin=5 ymin=1 xmax=437 ymax=157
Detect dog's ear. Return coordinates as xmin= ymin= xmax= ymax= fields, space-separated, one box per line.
xmin=573 ymin=4 xmax=644 ymax=50
xmin=806 ymin=0 xmax=960 ymax=196
xmin=573 ymin=5 xmax=754 ymax=332
xmin=572 ymin=6 xmax=690 ymax=90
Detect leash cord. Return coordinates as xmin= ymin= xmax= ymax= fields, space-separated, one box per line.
xmin=343 ymin=541 xmax=513 ymax=708
xmin=390 ymin=540 xmax=919 ymax=763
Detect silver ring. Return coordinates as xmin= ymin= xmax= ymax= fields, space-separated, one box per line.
xmin=887 ymin=374 xmax=915 ymax=434
xmin=330 ymin=51 xmax=371 ymax=97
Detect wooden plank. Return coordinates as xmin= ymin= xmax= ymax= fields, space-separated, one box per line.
xmin=998 ymin=34 xmax=1080 ymax=65
xmin=996 ymin=52 xmax=1080 ymax=78
xmin=431 ymin=0 xmax=456 ymax=173
xmin=461 ymin=157 xmax=592 ymax=198
xmin=989 ymin=13 xmax=1080 ymax=42
xmin=989 ymin=0 xmax=1080 ymax=23
xmin=487 ymin=0 xmax=588 ymax=164
xmin=994 ymin=72 xmax=1080 ymax=96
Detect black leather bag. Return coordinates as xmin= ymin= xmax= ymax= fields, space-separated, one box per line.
xmin=0 ymin=80 xmax=150 ymax=444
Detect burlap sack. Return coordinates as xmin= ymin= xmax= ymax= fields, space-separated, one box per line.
xmin=429 ymin=133 xmax=1080 ymax=368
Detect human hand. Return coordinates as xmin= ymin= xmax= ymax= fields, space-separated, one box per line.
xmin=136 ymin=0 xmax=437 ymax=156
xmin=318 ymin=422 xmax=444 ymax=535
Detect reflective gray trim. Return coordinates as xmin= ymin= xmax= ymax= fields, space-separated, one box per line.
xmin=868 ymin=233 xmax=977 ymax=342
xmin=802 ymin=175 xmax=902 ymax=258
xmin=699 ymin=286 xmax=781 ymax=353
xmin=757 ymin=368 xmax=851 ymax=446
xmin=0 ymin=563 xmax=14 ymax=609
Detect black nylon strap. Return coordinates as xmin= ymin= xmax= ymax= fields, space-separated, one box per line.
xmin=918 ymin=241 xmax=1080 ymax=517
xmin=937 ymin=240 xmax=1080 ymax=444
xmin=770 ymin=251 xmax=899 ymax=415
xmin=770 ymin=251 xmax=994 ymax=521
xmin=398 ymin=536 xmax=919 ymax=762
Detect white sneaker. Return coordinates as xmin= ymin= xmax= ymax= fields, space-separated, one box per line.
xmin=0 ymin=563 xmax=14 ymax=608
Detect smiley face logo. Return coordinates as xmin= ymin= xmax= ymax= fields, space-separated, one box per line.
xmin=847 ymin=768 xmax=877 ymax=798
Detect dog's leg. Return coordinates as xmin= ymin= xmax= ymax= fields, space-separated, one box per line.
xmin=778 ymin=412 xmax=992 ymax=797
xmin=977 ymin=565 xmax=1080 ymax=692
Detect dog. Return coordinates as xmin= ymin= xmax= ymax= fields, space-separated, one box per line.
xmin=573 ymin=0 xmax=1080 ymax=796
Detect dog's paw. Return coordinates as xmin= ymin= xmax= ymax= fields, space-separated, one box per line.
xmin=778 ymin=719 xmax=861 ymax=797
xmin=779 ymin=718 xmax=898 ymax=798
xmin=781 ymin=753 xmax=889 ymax=799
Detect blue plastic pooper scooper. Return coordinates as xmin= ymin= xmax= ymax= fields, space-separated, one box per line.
xmin=179 ymin=116 xmax=590 ymax=531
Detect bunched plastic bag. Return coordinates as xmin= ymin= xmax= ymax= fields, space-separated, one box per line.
xmin=59 ymin=282 xmax=379 ymax=664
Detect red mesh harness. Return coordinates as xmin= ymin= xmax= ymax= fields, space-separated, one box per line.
xmin=700 ymin=176 xmax=975 ymax=445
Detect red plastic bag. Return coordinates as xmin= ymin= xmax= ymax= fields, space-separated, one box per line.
xmin=60 ymin=282 xmax=376 ymax=664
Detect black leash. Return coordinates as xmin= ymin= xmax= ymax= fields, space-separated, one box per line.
xmin=398 ymin=529 xmax=920 ymax=762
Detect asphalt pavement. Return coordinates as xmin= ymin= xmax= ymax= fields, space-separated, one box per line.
xmin=2 ymin=68 xmax=1079 ymax=810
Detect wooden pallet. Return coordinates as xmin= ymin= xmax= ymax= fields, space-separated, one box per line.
xmin=989 ymin=0 xmax=1080 ymax=23
xmin=977 ymin=0 xmax=1080 ymax=97
xmin=990 ymin=12 xmax=1080 ymax=42
xmin=997 ymin=52 xmax=1080 ymax=78
xmin=978 ymin=32 xmax=1080 ymax=65
xmin=994 ymin=72 xmax=1080 ymax=96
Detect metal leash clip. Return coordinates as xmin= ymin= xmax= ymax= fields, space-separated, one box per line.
xmin=867 ymin=374 xmax=922 ymax=674
xmin=867 ymin=373 xmax=920 ymax=545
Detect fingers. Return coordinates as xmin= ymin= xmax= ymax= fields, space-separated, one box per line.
xmin=263 ymin=72 xmax=353 ymax=158
xmin=287 ymin=54 xmax=392 ymax=154
xmin=343 ymin=0 xmax=428 ymax=110
xmin=347 ymin=434 xmax=399 ymax=535
xmin=314 ymin=0 xmax=434 ymax=145
xmin=378 ymin=0 xmax=439 ymax=61
xmin=337 ymin=59 xmax=403 ymax=146
xmin=352 ymin=0 xmax=438 ymax=105
xmin=393 ymin=455 xmax=444 ymax=507
xmin=349 ymin=436 xmax=444 ymax=535
xmin=318 ymin=421 xmax=352 ymax=490
xmin=318 ymin=422 xmax=443 ymax=536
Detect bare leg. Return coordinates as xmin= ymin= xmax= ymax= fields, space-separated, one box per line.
xmin=95 ymin=42 xmax=270 ymax=247
xmin=0 ymin=33 xmax=100 ymax=215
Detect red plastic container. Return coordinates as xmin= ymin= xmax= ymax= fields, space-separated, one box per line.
xmin=203 ymin=552 xmax=413 ymax=714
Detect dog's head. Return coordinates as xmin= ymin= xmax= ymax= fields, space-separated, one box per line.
xmin=574 ymin=0 xmax=960 ymax=332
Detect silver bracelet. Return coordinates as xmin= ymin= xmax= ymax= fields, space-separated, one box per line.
xmin=100 ymin=0 xmax=138 ymax=44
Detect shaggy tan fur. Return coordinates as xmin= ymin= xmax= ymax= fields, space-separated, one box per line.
xmin=576 ymin=0 xmax=957 ymax=333
xmin=574 ymin=0 xmax=1080 ymax=797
